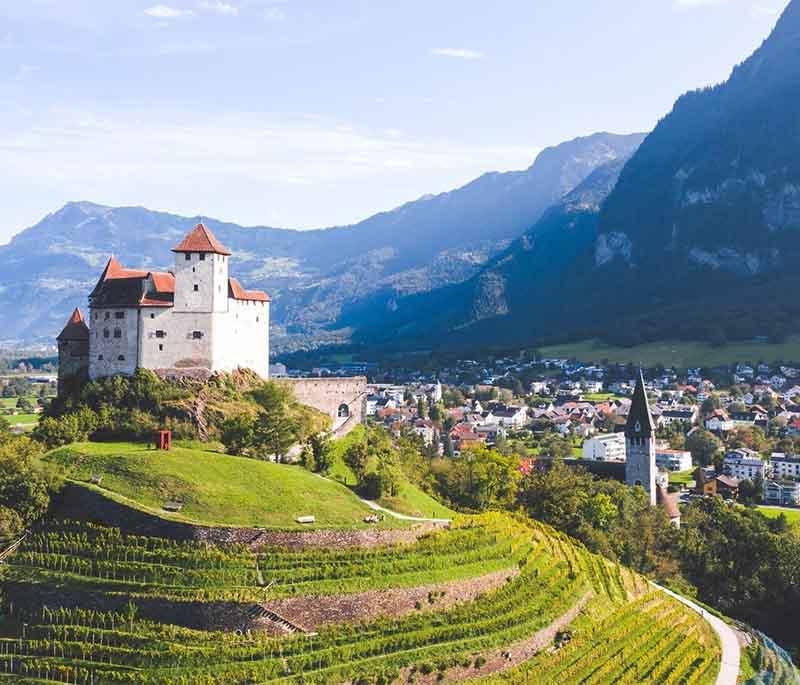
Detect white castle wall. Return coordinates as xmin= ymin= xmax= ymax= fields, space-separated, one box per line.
xmin=88 ymin=307 xmax=139 ymax=379
xmin=173 ymin=251 xmax=228 ymax=313
xmin=213 ymin=299 xmax=270 ymax=378
xmin=138 ymin=308 xmax=215 ymax=372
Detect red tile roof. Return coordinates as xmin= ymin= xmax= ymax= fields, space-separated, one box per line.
xmin=57 ymin=307 xmax=90 ymax=341
xmin=90 ymin=257 xmax=149 ymax=297
xmin=150 ymin=272 xmax=175 ymax=293
xmin=172 ymin=223 xmax=231 ymax=255
xmin=228 ymin=277 xmax=270 ymax=302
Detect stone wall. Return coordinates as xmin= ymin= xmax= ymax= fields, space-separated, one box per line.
xmin=284 ymin=377 xmax=367 ymax=433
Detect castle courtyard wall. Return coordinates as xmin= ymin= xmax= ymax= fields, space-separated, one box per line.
xmin=284 ymin=377 xmax=367 ymax=433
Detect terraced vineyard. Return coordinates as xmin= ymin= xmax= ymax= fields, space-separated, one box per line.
xmin=0 ymin=513 xmax=721 ymax=684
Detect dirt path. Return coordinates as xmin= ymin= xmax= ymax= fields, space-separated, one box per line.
xmin=359 ymin=497 xmax=452 ymax=524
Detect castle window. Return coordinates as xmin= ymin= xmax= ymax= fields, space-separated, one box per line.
xmin=256 ymin=316 xmax=259 ymax=322
xmin=185 ymin=253 xmax=191 ymax=261
xmin=113 ymin=328 xmax=122 ymax=339
xmin=103 ymin=328 xmax=110 ymax=339
xmin=193 ymin=284 xmax=199 ymax=292
xmin=150 ymin=313 xmax=155 ymax=319
xmin=155 ymin=330 xmax=166 ymax=338
xmin=104 ymin=312 xmax=110 ymax=320
xmin=192 ymin=267 xmax=196 ymax=273
xmin=158 ymin=344 xmax=163 ymax=351
xmin=192 ymin=330 xmax=203 ymax=339
xmin=117 ymin=355 xmax=125 ymax=361
xmin=199 ymin=253 xmax=206 ymax=261
xmin=338 ymin=404 xmax=350 ymax=418
xmin=114 ymin=311 xmax=125 ymax=319
xmin=98 ymin=354 xmax=103 ymax=360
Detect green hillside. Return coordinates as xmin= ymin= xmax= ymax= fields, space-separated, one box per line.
xmin=0 ymin=513 xmax=721 ymax=684
xmin=44 ymin=441 xmax=390 ymax=529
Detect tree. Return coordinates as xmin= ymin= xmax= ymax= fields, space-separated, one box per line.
xmin=581 ymin=492 xmax=618 ymax=530
xmin=344 ymin=440 xmax=370 ymax=480
xmin=0 ymin=435 xmax=63 ymax=536
xmin=309 ymin=432 xmax=333 ymax=473
xmin=417 ymin=397 xmax=428 ymax=420
xmin=686 ymin=429 xmax=723 ymax=467
xmin=221 ymin=415 xmax=255 ymax=456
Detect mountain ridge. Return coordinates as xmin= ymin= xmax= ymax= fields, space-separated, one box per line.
xmin=0 ymin=131 xmax=645 ymax=349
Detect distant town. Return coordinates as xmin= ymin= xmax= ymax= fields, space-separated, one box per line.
xmin=265 ymin=353 xmax=800 ymax=515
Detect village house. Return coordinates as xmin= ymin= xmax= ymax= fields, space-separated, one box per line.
xmin=705 ymin=409 xmax=735 ymax=434
xmin=723 ymin=449 xmax=770 ymax=481
xmin=769 ymin=453 xmax=800 ymax=480
xmin=763 ymin=479 xmax=800 ymax=506
xmin=655 ymin=448 xmax=693 ymax=472
xmin=583 ymin=433 xmax=626 ymax=462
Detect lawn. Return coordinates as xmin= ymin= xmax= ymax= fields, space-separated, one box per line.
xmin=378 ymin=481 xmax=455 ymax=519
xmin=582 ymin=393 xmax=627 ymax=403
xmin=669 ymin=469 xmax=696 ymax=487
xmin=45 ymin=441 xmax=390 ymax=530
xmin=756 ymin=506 xmax=800 ymax=525
xmin=9 ymin=413 xmax=39 ymax=425
xmin=538 ymin=336 xmax=800 ymax=368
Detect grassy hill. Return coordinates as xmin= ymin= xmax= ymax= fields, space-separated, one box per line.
xmin=45 ymin=441 xmax=392 ymax=530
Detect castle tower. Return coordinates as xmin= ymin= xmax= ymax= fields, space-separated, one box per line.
xmin=172 ymin=223 xmax=231 ymax=313
xmin=625 ymin=369 xmax=656 ymax=505
xmin=56 ymin=308 xmax=90 ymax=396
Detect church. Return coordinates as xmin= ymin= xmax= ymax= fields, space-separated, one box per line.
xmin=57 ymin=224 xmax=270 ymax=388
xmin=625 ymin=370 xmax=681 ymax=527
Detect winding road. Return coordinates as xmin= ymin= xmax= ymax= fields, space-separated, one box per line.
xmin=653 ymin=583 xmax=740 ymax=685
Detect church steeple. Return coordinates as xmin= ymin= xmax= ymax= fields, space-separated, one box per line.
xmin=625 ymin=369 xmax=655 ymax=438
xmin=625 ymin=369 xmax=657 ymax=506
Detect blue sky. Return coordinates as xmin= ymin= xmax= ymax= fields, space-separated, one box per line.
xmin=0 ymin=0 xmax=789 ymax=241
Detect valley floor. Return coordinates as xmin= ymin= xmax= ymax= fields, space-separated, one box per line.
xmin=538 ymin=337 xmax=800 ymax=367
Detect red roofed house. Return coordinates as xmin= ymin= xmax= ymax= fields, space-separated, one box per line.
xmin=61 ymin=223 xmax=270 ymax=385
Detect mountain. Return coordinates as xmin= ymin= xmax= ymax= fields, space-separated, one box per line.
xmin=348 ymin=1 xmax=800 ymax=353
xmin=343 ymin=155 xmax=632 ymax=349
xmin=0 ymin=132 xmax=644 ymax=350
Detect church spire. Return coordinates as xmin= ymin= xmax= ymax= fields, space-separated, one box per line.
xmin=625 ymin=369 xmax=655 ymax=438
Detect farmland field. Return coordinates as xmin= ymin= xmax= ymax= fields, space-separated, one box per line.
xmin=538 ymin=337 xmax=800 ymax=368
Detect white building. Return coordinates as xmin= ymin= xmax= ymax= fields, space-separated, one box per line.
xmin=489 ymin=405 xmax=529 ymax=429
xmin=583 ymin=432 xmax=626 ymax=462
xmin=763 ymin=479 xmax=800 ymax=506
xmin=770 ymin=453 xmax=800 ymax=480
xmin=86 ymin=224 xmax=269 ymax=380
xmin=655 ymin=448 xmax=693 ymax=472
xmin=723 ymin=448 xmax=770 ymax=482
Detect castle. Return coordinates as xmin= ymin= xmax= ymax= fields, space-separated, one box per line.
xmin=57 ymin=223 xmax=269 ymax=388
xmin=56 ymin=223 xmax=368 ymax=434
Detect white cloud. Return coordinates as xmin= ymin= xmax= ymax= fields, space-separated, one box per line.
xmin=1 ymin=109 xmax=534 ymax=231
xmin=263 ymin=7 xmax=286 ymax=21
xmin=144 ymin=5 xmax=195 ymax=19
xmin=431 ymin=47 xmax=484 ymax=60
xmin=199 ymin=1 xmax=238 ymax=16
